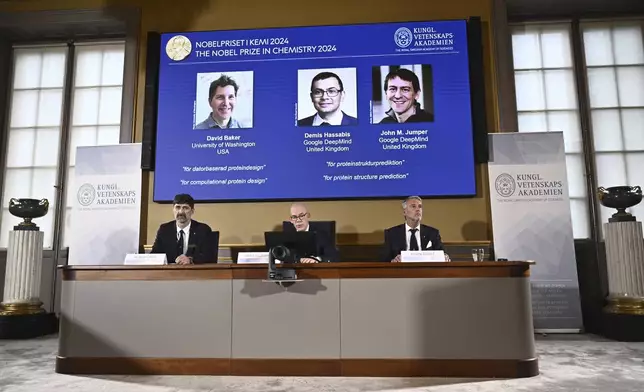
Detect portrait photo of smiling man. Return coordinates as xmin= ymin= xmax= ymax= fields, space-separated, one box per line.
xmin=371 ymin=65 xmax=434 ymax=124
xmin=194 ymin=71 xmax=254 ymax=129
xmin=297 ymin=68 xmax=358 ymax=127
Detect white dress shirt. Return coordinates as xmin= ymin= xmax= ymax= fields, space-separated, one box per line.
xmin=405 ymin=223 xmax=422 ymax=250
xmin=176 ymin=222 xmax=191 ymax=255
xmin=312 ymin=111 xmax=344 ymax=126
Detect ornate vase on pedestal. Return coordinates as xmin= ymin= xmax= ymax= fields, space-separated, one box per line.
xmin=0 ymin=198 xmax=58 ymax=339
xmin=597 ymin=185 xmax=644 ymax=341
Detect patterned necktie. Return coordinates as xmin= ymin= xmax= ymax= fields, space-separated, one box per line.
xmin=177 ymin=229 xmax=184 ymax=256
xmin=409 ymin=229 xmax=419 ymax=251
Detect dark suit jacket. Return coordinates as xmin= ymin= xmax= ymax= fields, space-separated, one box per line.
xmin=297 ymin=111 xmax=358 ymax=126
xmin=151 ymin=219 xmax=215 ymax=264
xmin=381 ymin=223 xmax=444 ymax=262
xmin=283 ymin=221 xmax=340 ymax=262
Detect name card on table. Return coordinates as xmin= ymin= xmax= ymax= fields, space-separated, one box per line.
xmin=124 ymin=253 xmax=168 ymax=265
xmin=237 ymin=252 xmax=280 ymax=264
xmin=401 ymin=250 xmax=446 ymax=262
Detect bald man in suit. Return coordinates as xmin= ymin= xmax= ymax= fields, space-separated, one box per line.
xmin=283 ymin=203 xmax=340 ymax=263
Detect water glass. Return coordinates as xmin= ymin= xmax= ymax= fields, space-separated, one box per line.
xmin=478 ymin=248 xmax=485 ymax=262
xmin=471 ymin=249 xmax=479 ymax=262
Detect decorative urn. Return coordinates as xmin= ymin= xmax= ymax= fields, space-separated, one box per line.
xmin=8 ymin=198 xmax=49 ymax=231
xmin=597 ymin=186 xmax=642 ymax=222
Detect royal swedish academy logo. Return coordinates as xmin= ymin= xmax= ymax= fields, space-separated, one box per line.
xmin=394 ymin=27 xmax=413 ymax=48
xmin=495 ymin=173 xmax=516 ymax=197
xmin=77 ymin=183 xmax=96 ymax=207
xmin=165 ymin=35 xmax=192 ymax=61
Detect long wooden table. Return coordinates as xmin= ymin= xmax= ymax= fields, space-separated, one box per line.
xmin=56 ymin=262 xmax=538 ymax=378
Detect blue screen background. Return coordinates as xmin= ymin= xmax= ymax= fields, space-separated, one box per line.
xmin=154 ymin=20 xmax=476 ymax=201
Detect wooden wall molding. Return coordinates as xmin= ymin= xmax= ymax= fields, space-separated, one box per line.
xmin=59 ymin=261 xmax=532 ymax=281
xmin=56 ymin=356 xmax=539 ymax=378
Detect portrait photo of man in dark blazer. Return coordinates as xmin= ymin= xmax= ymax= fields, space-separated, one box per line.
xmin=150 ymin=193 xmax=215 ymax=264
xmin=382 ymin=195 xmax=449 ymax=262
xmin=297 ymin=70 xmax=358 ymax=127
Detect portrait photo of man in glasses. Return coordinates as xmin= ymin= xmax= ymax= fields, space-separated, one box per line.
xmin=297 ymin=69 xmax=358 ymax=127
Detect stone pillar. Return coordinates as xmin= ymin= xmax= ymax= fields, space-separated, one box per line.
xmin=0 ymin=230 xmax=45 ymax=315
xmin=604 ymin=221 xmax=644 ymax=315
xmin=0 ymin=198 xmax=57 ymax=339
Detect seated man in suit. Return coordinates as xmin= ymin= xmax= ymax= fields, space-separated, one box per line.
xmin=151 ymin=193 xmax=215 ymax=264
xmin=283 ymin=202 xmax=340 ymax=263
xmin=382 ymin=196 xmax=450 ymax=262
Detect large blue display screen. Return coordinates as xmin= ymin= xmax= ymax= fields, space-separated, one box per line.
xmin=154 ymin=20 xmax=476 ymax=201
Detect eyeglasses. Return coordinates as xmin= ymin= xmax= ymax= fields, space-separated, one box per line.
xmin=290 ymin=213 xmax=308 ymax=221
xmin=311 ymin=88 xmax=342 ymax=98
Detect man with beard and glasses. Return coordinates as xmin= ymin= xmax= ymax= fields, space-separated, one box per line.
xmin=381 ymin=196 xmax=449 ymax=262
xmin=297 ymin=71 xmax=358 ymax=127
xmin=378 ymin=68 xmax=434 ymax=124
xmin=195 ymin=74 xmax=246 ymax=129
xmin=151 ymin=193 xmax=216 ymax=264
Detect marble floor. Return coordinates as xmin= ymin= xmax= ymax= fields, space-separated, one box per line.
xmin=1 ymin=334 xmax=644 ymax=391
